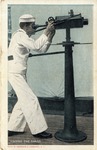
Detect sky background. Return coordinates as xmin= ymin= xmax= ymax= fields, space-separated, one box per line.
xmin=8 ymin=4 xmax=93 ymax=97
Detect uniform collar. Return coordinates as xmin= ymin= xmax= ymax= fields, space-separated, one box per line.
xmin=18 ymin=29 xmax=27 ymax=34
xmin=12 ymin=29 xmax=27 ymax=37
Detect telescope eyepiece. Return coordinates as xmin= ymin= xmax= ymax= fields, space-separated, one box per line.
xmin=32 ymin=24 xmax=39 ymax=30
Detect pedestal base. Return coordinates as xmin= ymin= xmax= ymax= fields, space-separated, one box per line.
xmin=54 ymin=129 xmax=87 ymax=143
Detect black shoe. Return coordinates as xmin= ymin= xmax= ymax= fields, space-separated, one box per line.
xmin=8 ymin=130 xmax=24 ymax=136
xmin=33 ymin=131 xmax=52 ymax=139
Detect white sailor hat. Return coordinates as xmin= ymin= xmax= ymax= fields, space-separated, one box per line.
xmin=19 ymin=14 xmax=35 ymax=23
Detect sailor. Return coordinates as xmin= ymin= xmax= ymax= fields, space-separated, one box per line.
xmin=8 ymin=14 xmax=55 ymax=138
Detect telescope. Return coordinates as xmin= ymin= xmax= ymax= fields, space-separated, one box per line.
xmin=32 ymin=10 xmax=90 ymax=143
xmin=33 ymin=11 xmax=88 ymax=32
xmin=28 ymin=10 xmax=90 ymax=143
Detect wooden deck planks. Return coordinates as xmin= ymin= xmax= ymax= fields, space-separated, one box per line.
xmin=8 ymin=114 xmax=93 ymax=145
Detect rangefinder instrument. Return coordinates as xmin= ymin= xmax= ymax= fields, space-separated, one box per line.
xmin=32 ymin=10 xmax=92 ymax=142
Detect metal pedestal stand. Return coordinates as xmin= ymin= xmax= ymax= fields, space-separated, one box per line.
xmin=54 ymin=27 xmax=87 ymax=142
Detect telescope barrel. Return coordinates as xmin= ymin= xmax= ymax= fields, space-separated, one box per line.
xmin=32 ymin=24 xmax=46 ymax=30
xmin=35 ymin=27 xmax=46 ymax=32
xmin=34 ymin=14 xmax=88 ymax=32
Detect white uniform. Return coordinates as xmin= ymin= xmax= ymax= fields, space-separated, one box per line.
xmin=8 ymin=29 xmax=51 ymax=134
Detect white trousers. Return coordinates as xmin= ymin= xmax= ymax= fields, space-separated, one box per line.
xmin=8 ymin=73 xmax=48 ymax=134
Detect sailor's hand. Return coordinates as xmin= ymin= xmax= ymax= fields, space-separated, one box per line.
xmin=44 ymin=22 xmax=55 ymax=36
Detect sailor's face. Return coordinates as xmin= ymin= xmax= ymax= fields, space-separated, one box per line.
xmin=27 ymin=22 xmax=36 ymax=36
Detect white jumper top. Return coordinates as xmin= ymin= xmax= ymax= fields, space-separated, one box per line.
xmin=8 ymin=29 xmax=50 ymax=74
